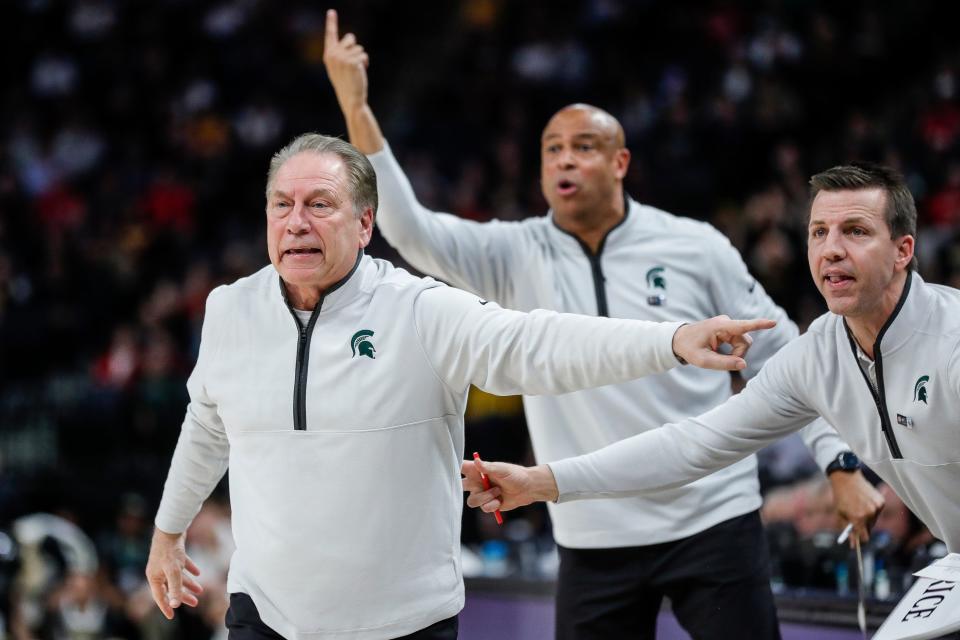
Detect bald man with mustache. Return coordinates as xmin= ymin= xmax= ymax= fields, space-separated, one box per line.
xmin=323 ymin=10 xmax=882 ymax=639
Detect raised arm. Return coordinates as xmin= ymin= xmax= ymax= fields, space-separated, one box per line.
xmin=323 ymin=9 xmax=524 ymax=304
xmin=323 ymin=9 xmax=383 ymax=155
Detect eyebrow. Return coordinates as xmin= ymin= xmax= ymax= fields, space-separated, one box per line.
xmin=542 ymin=132 xmax=605 ymax=143
xmin=808 ymin=214 xmax=872 ymax=227
xmin=270 ymin=188 xmax=337 ymax=201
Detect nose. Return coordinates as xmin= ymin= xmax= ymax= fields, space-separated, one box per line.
xmin=556 ymin=145 xmax=576 ymax=169
xmin=286 ymin=203 xmax=310 ymax=235
xmin=821 ymin=228 xmax=845 ymax=261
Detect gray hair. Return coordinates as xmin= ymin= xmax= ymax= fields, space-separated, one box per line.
xmin=809 ymin=161 xmax=917 ymax=271
xmin=266 ymin=133 xmax=378 ymax=218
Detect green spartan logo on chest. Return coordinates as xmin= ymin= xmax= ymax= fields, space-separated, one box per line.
xmin=913 ymin=375 xmax=929 ymax=404
xmin=646 ymin=266 xmax=666 ymax=290
xmin=351 ymin=330 xmax=376 ymax=359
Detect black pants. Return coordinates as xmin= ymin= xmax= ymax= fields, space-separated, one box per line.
xmin=225 ymin=593 xmax=458 ymax=640
xmin=555 ymin=510 xmax=780 ymax=640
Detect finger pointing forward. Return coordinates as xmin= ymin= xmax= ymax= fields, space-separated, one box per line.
xmin=672 ymin=316 xmax=777 ymax=371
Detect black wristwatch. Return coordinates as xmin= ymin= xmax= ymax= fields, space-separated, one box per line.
xmin=826 ymin=451 xmax=861 ymax=475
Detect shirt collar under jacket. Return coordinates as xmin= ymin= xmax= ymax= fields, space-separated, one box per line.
xmin=275 ymin=249 xmax=371 ymax=314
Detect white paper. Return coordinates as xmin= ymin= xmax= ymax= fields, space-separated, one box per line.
xmin=913 ymin=553 xmax=960 ymax=582
xmin=873 ymin=571 xmax=960 ymax=640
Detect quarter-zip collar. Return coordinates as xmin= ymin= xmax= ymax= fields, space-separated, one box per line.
xmin=869 ymin=271 xmax=931 ymax=358
xmin=547 ymin=193 xmax=632 ymax=317
xmin=842 ymin=271 xmax=919 ymax=460
xmin=842 ymin=271 xmax=924 ymax=361
xmin=547 ymin=192 xmax=633 ymax=257
xmin=277 ymin=250 xmax=366 ymax=432
xmin=277 ymin=250 xmax=366 ymax=315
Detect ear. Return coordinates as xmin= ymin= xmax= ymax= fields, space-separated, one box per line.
xmin=357 ymin=207 xmax=375 ymax=248
xmin=613 ymin=148 xmax=631 ymax=180
xmin=894 ymin=234 xmax=915 ymax=271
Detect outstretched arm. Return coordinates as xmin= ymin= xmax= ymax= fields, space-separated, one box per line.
xmin=463 ymin=341 xmax=817 ymax=511
xmin=416 ymin=285 xmax=776 ymax=396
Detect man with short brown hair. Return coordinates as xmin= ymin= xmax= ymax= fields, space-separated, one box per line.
xmin=465 ymin=163 xmax=960 ymax=561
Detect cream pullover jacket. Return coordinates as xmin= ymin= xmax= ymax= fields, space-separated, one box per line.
xmin=155 ymin=255 xmax=684 ymax=640
xmin=368 ymin=143 xmax=850 ymax=547
xmin=551 ymin=273 xmax=960 ymax=552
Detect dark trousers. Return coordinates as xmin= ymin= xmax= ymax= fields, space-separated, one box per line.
xmin=225 ymin=593 xmax=458 ymax=640
xmin=555 ymin=510 xmax=781 ymax=640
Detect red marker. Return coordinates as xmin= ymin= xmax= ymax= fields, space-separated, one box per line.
xmin=473 ymin=452 xmax=504 ymax=525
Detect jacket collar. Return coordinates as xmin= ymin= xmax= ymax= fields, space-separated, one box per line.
xmin=843 ymin=271 xmax=931 ymax=358
xmin=276 ymin=250 xmax=369 ymax=314
xmin=547 ymin=193 xmax=636 ymax=256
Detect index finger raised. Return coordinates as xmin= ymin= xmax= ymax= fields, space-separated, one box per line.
xmin=324 ymin=9 xmax=339 ymax=50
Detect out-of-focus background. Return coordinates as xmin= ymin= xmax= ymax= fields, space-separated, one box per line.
xmin=1 ymin=1 xmax=957 ymax=638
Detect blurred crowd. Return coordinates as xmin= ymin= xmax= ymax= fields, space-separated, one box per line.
xmin=2 ymin=0 xmax=959 ymax=637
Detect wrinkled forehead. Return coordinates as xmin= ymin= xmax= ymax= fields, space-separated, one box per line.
xmin=541 ymin=106 xmax=624 ymax=146
xmin=808 ymin=187 xmax=888 ymax=226
xmin=272 ymin=152 xmax=348 ymax=192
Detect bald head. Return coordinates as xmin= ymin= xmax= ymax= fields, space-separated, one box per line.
xmin=540 ymin=103 xmax=631 ymax=237
xmin=544 ymin=104 xmax=625 ymax=149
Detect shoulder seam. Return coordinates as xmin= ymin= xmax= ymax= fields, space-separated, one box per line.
xmin=410 ymin=286 xmax=459 ymax=396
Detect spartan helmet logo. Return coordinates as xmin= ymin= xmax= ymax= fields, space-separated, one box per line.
xmin=646 ymin=266 xmax=666 ymax=290
xmin=350 ymin=329 xmax=376 ymax=359
xmin=913 ymin=375 xmax=929 ymax=404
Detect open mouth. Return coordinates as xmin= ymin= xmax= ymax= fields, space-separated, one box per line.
xmin=557 ymin=179 xmax=579 ymax=197
xmin=824 ymin=274 xmax=854 ymax=288
xmin=284 ymin=248 xmax=322 ymax=257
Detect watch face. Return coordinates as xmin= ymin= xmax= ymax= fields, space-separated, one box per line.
xmin=838 ymin=452 xmax=860 ymax=469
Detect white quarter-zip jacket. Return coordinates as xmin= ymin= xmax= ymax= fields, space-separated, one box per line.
xmin=551 ymin=273 xmax=960 ymax=552
xmin=368 ymin=143 xmax=850 ymax=548
xmin=154 ymin=255 xmax=685 ymax=640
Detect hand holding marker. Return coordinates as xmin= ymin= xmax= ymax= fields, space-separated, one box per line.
xmin=473 ymin=452 xmax=504 ymax=525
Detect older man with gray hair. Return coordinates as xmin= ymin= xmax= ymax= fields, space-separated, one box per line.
xmin=144 ymin=132 xmax=776 ymax=640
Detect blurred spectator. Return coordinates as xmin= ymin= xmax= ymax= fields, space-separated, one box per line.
xmin=871 ymin=483 xmax=938 ymax=590
xmin=97 ymin=494 xmax=151 ymax=598
xmin=30 ymin=53 xmax=79 ymax=98
xmin=42 ymin=570 xmax=127 ymax=640
xmin=183 ymin=501 xmax=233 ymax=640
xmin=90 ymin=326 xmax=140 ymax=392
xmin=233 ymin=102 xmax=284 ymax=149
xmin=139 ymin=172 xmax=196 ymax=234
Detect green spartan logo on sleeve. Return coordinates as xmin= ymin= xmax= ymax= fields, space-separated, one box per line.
xmin=351 ymin=330 xmax=376 ymax=359
xmin=913 ymin=375 xmax=929 ymax=404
